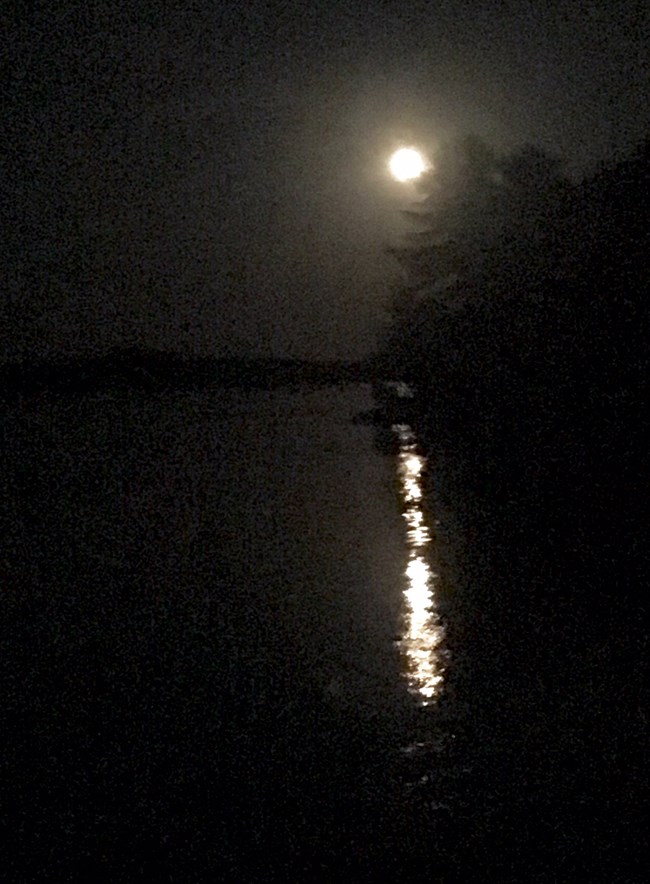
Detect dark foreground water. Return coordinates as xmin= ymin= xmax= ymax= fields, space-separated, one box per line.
xmin=3 ymin=384 xmax=455 ymax=880
xmin=3 ymin=383 xmax=646 ymax=881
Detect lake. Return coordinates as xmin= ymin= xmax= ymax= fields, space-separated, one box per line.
xmin=4 ymin=383 xmax=459 ymax=879
xmin=5 ymin=378 xmax=646 ymax=881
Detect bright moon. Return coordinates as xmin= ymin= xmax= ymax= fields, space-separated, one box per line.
xmin=389 ymin=147 xmax=426 ymax=182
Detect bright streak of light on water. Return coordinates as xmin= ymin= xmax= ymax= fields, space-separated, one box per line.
xmin=394 ymin=423 xmax=446 ymax=704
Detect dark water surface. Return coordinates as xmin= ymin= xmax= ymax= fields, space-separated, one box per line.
xmin=4 ymin=382 xmax=647 ymax=881
xmin=4 ymin=384 xmax=456 ymax=880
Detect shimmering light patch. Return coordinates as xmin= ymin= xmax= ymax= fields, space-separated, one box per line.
xmin=403 ymin=477 xmax=422 ymax=502
xmin=394 ymin=424 xmax=446 ymax=704
xmin=404 ymin=508 xmax=430 ymax=547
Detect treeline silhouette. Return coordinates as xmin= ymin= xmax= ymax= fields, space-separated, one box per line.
xmin=379 ymin=134 xmax=649 ymax=602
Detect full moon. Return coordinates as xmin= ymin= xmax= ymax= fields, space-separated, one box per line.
xmin=389 ymin=147 xmax=426 ymax=182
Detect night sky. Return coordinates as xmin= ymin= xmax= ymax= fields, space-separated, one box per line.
xmin=4 ymin=1 xmax=649 ymax=360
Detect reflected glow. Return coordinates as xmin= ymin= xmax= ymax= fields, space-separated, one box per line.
xmin=395 ymin=424 xmax=446 ymax=704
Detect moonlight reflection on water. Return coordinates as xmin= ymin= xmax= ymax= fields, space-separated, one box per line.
xmin=395 ymin=423 xmax=446 ymax=704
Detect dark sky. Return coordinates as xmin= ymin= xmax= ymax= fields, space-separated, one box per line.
xmin=4 ymin=0 xmax=649 ymax=361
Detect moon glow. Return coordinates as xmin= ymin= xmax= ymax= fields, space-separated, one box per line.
xmin=389 ymin=147 xmax=427 ymax=182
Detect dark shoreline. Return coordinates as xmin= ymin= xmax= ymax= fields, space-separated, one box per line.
xmin=0 ymin=351 xmax=379 ymax=404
